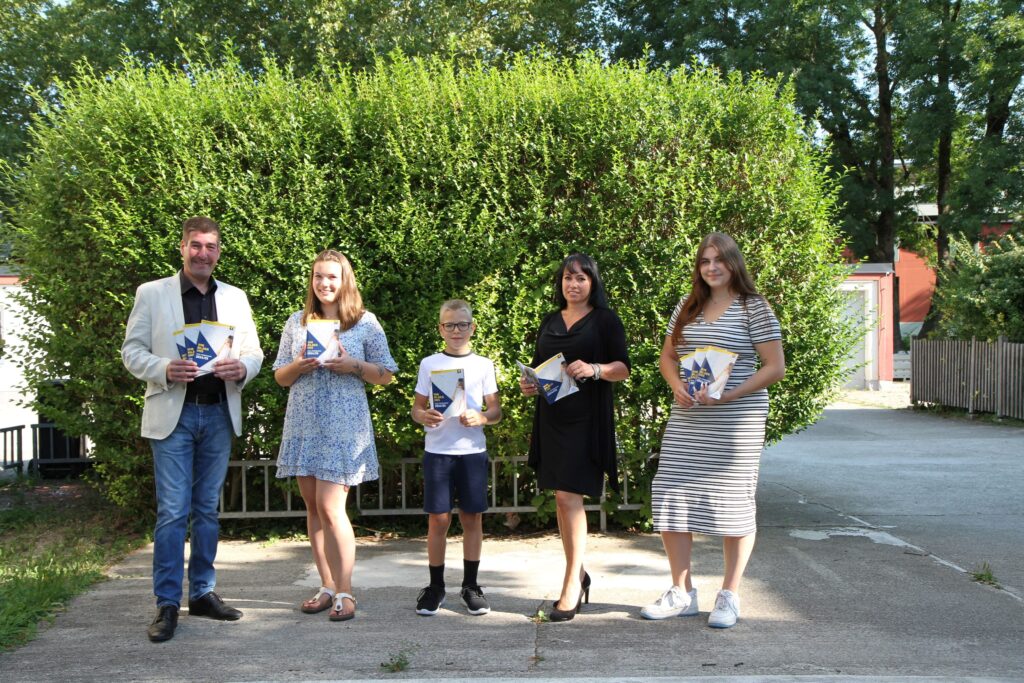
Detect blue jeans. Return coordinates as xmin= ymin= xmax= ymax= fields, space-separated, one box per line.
xmin=149 ymin=402 xmax=233 ymax=608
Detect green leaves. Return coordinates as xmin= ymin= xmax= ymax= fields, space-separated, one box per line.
xmin=6 ymin=55 xmax=854 ymax=521
xmin=933 ymin=234 xmax=1024 ymax=342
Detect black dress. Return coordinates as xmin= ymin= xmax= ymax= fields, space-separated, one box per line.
xmin=527 ymin=307 xmax=631 ymax=497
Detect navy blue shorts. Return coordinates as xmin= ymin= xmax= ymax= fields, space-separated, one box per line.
xmin=422 ymin=451 xmax=489 ymax=514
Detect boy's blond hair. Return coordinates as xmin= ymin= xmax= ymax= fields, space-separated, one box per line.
xmin=439 ymin=299 xmax=473 ymax=321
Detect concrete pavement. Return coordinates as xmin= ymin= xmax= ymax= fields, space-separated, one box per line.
xmin=1 ymin=389 xmax=1022 ymax=682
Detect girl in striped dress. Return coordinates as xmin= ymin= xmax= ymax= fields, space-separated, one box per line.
xmin=641 ymin=232 xmax=785 ymax=629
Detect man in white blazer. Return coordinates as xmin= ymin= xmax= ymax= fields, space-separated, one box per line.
xmin=122 ymin=216 xmax=263 ymax=643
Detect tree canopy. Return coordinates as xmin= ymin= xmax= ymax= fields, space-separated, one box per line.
xmin=611 ymin=0 xmax=1024 ymax=265
xmin=2 ymin=1 xmax=1021 ymax=266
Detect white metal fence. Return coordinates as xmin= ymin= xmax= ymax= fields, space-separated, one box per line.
xmin=219 ymin=455 xmax=645 ymax=531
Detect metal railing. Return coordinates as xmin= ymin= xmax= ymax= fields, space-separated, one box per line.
xmin=0 ymin=423 xmax=91 ymax=475
xmin=2 ymin=421 xmax=645 ymax=528
xmin=219 ymin=455 xmax=644 ymax=531
xmin=1 ymin=425 xmax=24 ymax=472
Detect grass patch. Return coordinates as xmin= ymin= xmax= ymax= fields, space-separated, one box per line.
xmin=530 ymin=608 xmax=551 ymax=623
xmin=970 ymin=562 xmax=1001 ymax=588
xmin=912 ymin=402 xmax=1024 ymax=428
xmin=380 ymin=649 xmax=412 ymax=672
xmin=0 ymin=478 xmax=148 ymax=651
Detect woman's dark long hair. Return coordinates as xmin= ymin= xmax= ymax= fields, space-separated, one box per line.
xmin=553 ymin=253 xmax=609 ymax=309
xmin=670 ymin=232 xmax=759 ymax=346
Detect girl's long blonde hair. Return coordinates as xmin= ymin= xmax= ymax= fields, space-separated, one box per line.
xmin=301 ymin=250 xmax=365 ymax=330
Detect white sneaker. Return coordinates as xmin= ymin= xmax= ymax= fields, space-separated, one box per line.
xmin=707 ymin=589 xmax=740 ymax=628
xmin=640 ymin=586 xmax=699 ymax=620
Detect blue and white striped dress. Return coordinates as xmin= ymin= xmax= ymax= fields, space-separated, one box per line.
xmin=652 ymin=294 xmax=782 ymax=536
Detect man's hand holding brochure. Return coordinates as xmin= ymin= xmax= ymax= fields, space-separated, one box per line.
xmin=172 ymin=320 xmax=237 ymax=376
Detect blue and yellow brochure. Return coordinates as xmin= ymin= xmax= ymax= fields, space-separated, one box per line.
xmin=172 ymin=324 xmax=198 ymax=361
xmin=429 ymin=367 xmax=467 ymax=418
xmin=192 ymin=320 xmax=236 ymax=376
xmin=679 ymin=346 xmax=737 ymax=399
xmin=517 ymin=352 xmax=579 ymax=404
xmin=304 ymin=320 xmax=342 ymax=363
xmin=177 ymin=323 xmax=201 ymax=363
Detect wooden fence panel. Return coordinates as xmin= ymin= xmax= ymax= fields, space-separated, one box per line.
xmin=912 ymin=337 xmax=1024 ymax=420
xmin=1004 ymin=341 xmax=1024 ymax=419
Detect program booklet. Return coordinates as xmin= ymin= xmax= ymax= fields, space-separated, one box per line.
xmin=172 ymin=324 xmax=197 ymax=361
xmin=305 ymin=320 xmax=342 ymax=362
xmin=176 ymin=323 xmax=201 ymax=363
xmin=517 ymin=352 xmax=579 ymax=404
xmin=429 ymin=367 xmax=467 ymax=418
xmin=192 ymin=320 xmax=237 ymax=376
xmin=679 ymin=346 xmax=738 ymax=400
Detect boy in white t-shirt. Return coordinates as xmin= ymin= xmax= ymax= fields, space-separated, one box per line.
xmin=411 ymin=299 xmax=502 ymax=616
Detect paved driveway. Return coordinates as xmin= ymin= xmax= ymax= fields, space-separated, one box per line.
xmin=1 ymin=393 xmax=1021 ymax=681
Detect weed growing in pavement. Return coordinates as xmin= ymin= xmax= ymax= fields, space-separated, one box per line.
xmin=971 ymin=562 xmax=1001 ymax=588
xmin=380 ymin=650 xmax=411 ymax=672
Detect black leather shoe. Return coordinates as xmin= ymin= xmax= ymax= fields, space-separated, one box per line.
xmin=188 ymin=591 xmax=242 ymax=620
xmin=147 ymin=605 xmax=178 ymax=642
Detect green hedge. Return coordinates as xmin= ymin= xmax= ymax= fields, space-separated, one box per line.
xmin=4 ymin=55 xmax=856 ymax=519
xmin=931 ymin=234 xmax=1024 ymax=343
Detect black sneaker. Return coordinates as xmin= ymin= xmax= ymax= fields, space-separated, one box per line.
xmin=415 ymin=585 xmax=446 ymax=616
xmin=460 ymin=585 xmax=491 ymax=615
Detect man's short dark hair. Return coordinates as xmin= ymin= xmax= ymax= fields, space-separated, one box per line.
xmin=181 ymin=216 xmax=221 ymax=242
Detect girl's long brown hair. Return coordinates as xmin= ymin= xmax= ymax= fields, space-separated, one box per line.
xmin=301 ymin=250 xmax=365 ymax=330
xmin=671 ymin=232 xmax=760 ymax=346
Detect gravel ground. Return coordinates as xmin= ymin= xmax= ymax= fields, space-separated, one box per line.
xmin=836 ymin=382 xmax=912 ymax=409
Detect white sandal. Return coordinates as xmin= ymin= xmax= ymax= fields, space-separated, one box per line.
xmin=328 ymin=592 xmax=357 ymax=622
xmin=301 ymin=586 xmax=334 ymax=614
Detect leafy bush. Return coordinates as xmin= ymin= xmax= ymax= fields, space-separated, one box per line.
xmin=931 ymin=234 xmax=1024 ymax=342
xmin=3 ymin=55 xmax=855 ymax=518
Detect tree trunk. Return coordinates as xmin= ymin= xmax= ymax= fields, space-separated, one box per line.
xmin=868 ymin=2 xmax=896 ymax=264
xmin=934 ymin=0 xmax=961 ymax=265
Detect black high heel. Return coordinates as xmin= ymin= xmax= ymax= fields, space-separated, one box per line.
xmin=549 ymin=591 xmax=582 ymax=622
xmin=550 ymin=571 xmax=590 ymax=622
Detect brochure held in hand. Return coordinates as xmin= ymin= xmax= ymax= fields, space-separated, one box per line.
xmin=517 ymin=352 xmax=579 ymax=404
xmin=173 ymin=321 xmax=237 ymax=376
xmin=173 ymin=323 xmax=199 ymax=362
xmin=429 ymin=368 xmax=467 ymax=418
xmin=679 ymin=346 xmax=738 ymax=399
xmin=305 ymin=320 xmax=342 ymax=363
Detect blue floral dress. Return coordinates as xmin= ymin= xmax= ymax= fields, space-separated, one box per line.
xmin=273 ymin=310 xmax=399 ymax=485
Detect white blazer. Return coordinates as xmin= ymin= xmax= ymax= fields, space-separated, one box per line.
xmin=121 ymin=274 xmax=264 ymax=439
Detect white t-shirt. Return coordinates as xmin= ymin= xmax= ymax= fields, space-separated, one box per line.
xmin=415 ymin=351 xmax=499 ymax=455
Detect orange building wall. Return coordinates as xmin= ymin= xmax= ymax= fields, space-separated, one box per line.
xmin=895 ymin=249 xmax=936 ymax=323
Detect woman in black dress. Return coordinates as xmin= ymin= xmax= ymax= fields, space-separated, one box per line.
xmin=520 ymin=254 xmax=631 ymax=621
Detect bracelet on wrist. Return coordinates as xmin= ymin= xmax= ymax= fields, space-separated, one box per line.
xmin=591 ymin=363 xmax=602 ymax=381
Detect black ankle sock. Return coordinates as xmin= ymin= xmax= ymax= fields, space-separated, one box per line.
xmin=429 ymin=564 xmax=445 ymax=588
xmin=462 ymin=559 xmax=480 ymax=587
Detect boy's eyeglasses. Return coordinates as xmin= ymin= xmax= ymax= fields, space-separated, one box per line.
xmin=441 ymin=322 xmax=472 ymax=332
